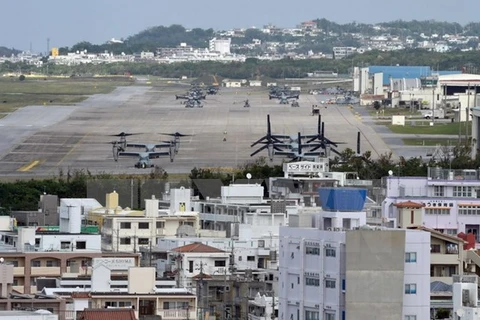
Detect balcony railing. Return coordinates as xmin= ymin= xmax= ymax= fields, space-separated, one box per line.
xmin=13 ymin=267 xmax=25 ymax=276
xmin=157 ymin=309 xmax=196 ymax=319
xmin=30 ymin=267 xmax=61 ymax=276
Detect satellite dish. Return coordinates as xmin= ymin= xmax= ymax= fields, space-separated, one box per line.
xmin=0 ymin=257 xmax=4 ymax=264
xmin=456 ymin=309 xmax=465 ymax=317
xmin=246 ymin=173 xmax=252 ymax=179
xmin=29 ymin=239 xmax=35 ymax=246
xmin=388 ymin=170 xmax=393 ymax=176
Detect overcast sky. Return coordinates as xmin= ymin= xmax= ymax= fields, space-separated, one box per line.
xmin=2 ymin=0 xmax=477 ymax=51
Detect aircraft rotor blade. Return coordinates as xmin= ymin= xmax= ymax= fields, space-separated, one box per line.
xmin=250 ymin=145 xmax=268 ymax=157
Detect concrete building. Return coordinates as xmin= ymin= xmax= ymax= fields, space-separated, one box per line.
xmin=346 ymin=229 xmax=430 ymax=320
xmin=248 ymin=292 xmax=278 ymax=320
xmin=382 ymin=167 xmax=480 ymax=242
xmin=46 ymin=266 xmax=197 ymax=320
xmin=452 ymin=275 xmax=480 ymax=320
xmin=12 ymin=194 xmax=59 ymax=227
xmin=100 ymin=193 xmax=200 ymax=253
xmin=279 ymin=187 xmax=430 ymax=320
xmin=209 ymin=38 xmax=231 ymax=55
xmin=168 ymin=242 xmax=231 ymax=291
xmin=0 ymin=263 xmax=67 ymax=319
xmin=0 ymin=233 xmax=138 ymax=294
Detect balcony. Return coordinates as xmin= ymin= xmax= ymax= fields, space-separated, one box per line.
xmin=13 ymin=267 xmax=25 ymax=276
xmin=30 ymin=267 xmax=61 ymax=276
xmin=431 ymin=254 xmax=460 ymax=265
xmin=157 ymin=309 xmax=196 ymax=319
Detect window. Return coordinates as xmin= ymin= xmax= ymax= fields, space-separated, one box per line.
xmin=46 ymin=260 xmax=58 ymax=267
xmin=431 ymin=244 xmax=441 ymax=253
xmin=189 ymin=261 xmax=193 ymax=273
xmin=120 ymin=222 xmax=131 ymax=229
xmin=324 ymin=313 xmax=335 ymax=320
xmin=405 ymin=316 xmax=416 ymax=320
xmin=105 ymin=301 xmax=117 ymax=307
xmin=425 ymin=208 xmax=450 ymax=215
xmin=214 ymin=260 xmax=226 ymax=267
xmin=433 ymin=186 xmax=444 ymax=197
xmin=342 ymin=279 xmax=346 ymax=291
xmin=138 ymin=222 xmax=149 ymax=229
xmin=405 ymin=283 xmax=417 ymax=294
xmin=247 ymin=256 xmax=255 ymax=261
xmin=10 ymin=260 xmax=18 ymax=267
xmin=120 ymin=238 xmax=131 ymax=245
xmin=305 ymin=277 xmax=320 ymax=286
xmin=118 ymin=301 xmax=132 ymax=307
xmin=446 ymin=229 xmax=458 ymax=235
xmin=325 ymin=280 xmax=336 ymax=288
xmin=405 ymin=252 xmax=417 ymax=263
xmin=76 ymin=241 xmax=86 ymax=249
xmin=326 ymin=248 xmax=336 ymax=257
xmin=31 ymin=260 xmax=41 ymax=267
xmin=305 ymin=310 xmax=319 ymax=320
xmin=454 ymin=186 xmax=474 ymax=197
xmin=61 ymin=241 xmax=70 ymax=249
xmin=306 ymin=247 xmax=320 ymax=255
xmin=258 ymin=240 xmax=265 ymax=248
xmin=138 ymin=238 xmax=149 ymax=245
xmin=181 ymin=221 xmax=194 ymax=227
xmin=156 ymin=221 xmax=165 ymax=229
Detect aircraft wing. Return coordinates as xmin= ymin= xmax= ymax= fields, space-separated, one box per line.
xmin=148 ymin=151 xmax=170 ymax=159
xmin=153 ymin=143 xmax=170 ymax=149
xmin=118 ymin=152 xmax=143 ymax=157
xmin=274 ymin=151 xmax=295 ymax=156
xmin=126 ymin=143 xmax=148 ymax=149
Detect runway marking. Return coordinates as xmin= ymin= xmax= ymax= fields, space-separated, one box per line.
xmin=17 ymin=160 xmax=40 ymax=172
xmin=56 ymin=133 xmax=88 ymax=166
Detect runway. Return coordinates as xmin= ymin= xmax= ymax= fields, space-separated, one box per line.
xmin=0 ymin=84 xmax=401 ymax=177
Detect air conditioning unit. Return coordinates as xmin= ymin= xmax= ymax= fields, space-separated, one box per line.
xmin=334 ymin=228 xmax=341 ymax=231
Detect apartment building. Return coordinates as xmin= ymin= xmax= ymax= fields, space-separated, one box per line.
xmin=0 ymin=263 xmax=67 ymax=320
xmin=100 ymin=191 xmax=200 ymax=252
xmin=0 ymin=225 xmax=138 ymax=294
xmin=44 ymin=266 xmax=197 ymax=320
xmin=383 ymin=167 xmax=480 ymax=242
xmin=279 ymin=187 xmax=431 ymax=320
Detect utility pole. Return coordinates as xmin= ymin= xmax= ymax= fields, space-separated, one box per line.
xmin=432 ymin=88 xmax=435 ymax=126
xmin=466 ymin=84 xmax=471 ymax=143
xmin=271 ymin=289 xmax=276 ymax=320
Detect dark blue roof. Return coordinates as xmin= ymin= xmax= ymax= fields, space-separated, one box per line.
xmin=318 ymin=188 xmax=367 ymax=212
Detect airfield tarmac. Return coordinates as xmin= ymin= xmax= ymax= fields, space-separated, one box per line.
xmin=0 ymin=83 xmax=423 ymax=177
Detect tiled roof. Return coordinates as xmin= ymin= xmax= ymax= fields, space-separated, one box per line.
xmin=78 ymin=309 xmax=136 ymax=320
xmin=172 ymin=242 xmax=225 ymax=253
xmin=393 ymin=201 xmax=424 ymax=208
xmin=192 ymin=272 xmax=213 ymax=280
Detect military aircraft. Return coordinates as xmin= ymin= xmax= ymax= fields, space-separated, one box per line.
xmin=183 ymin=97 xmax=204 ymax=108
xmin=108 ymin=132 xmax=141 ymax=152
xmin=206 ymin=86 xmax=219 ymax=95
xmin=116 ymin=151 xmax=174 ymax=168
xmin=159 ymin=132 xmax=194 ymax=154
xmin=301 ymin=115 xmax=347 ymax=157
xmin=270 ymin=91 xmax=300 ymax=104
xmin=250 ymin=115 xmax=290 ymax=161
xmin=269 ymin=132 xmax=325 ymax=161
xmin=250 ymin=114 xmax=345 ymax=161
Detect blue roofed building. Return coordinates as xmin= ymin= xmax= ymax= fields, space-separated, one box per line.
xmin=368 ymin=66 xmax=432 ymax=86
